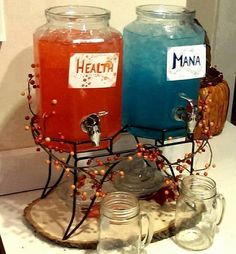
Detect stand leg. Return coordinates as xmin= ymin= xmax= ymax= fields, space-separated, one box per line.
xmin=63 ymin=161 xmax=120 ymax=240
xmin=190 ymin=139 xmax=195 ymax=174
xmin=41 ymin=152 xmax=52 ymax=198
xmin=41 ymin=153 xmax=71 ymax=199
xmin=63 ymin=148 xmax=78 ymax=240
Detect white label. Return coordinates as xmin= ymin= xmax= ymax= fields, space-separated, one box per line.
xmin=69 ymin=53 xmax=119 ymax=88
xmin=167 ymin=44 xmax=206 ymax=81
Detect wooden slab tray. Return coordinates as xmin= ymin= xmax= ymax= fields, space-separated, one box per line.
xmin=24 ymin=183 xmax=178 ymax=249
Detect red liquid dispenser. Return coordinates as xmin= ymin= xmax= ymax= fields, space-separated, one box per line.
xmin=33 ymin=6 xmax=122 ymax=151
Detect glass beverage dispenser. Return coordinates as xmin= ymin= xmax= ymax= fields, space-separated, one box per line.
xmin=33 ymin=6 xmax=122 ymax=151
xmin=122 ymin=5 xmax=206 ymax=140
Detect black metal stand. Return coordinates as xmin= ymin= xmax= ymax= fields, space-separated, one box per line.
xmin=25 ymin=71 xmax=212 ymax=242
xmin=0 ymin=235 xmax=6 ymax=254
xmin=31 ymin=122 xmax=205 ymax=240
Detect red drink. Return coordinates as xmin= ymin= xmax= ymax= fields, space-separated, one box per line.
xmin=33 ymin=6 xmax=122 ymax=152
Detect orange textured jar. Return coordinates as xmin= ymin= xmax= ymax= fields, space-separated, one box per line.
xmin=33 ymin=6 xmax=123 ymax=152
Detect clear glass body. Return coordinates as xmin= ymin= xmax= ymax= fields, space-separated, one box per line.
xmin=97 ymin=191 xmax=152 ymax=254
xmin=33 ymin=6 xmax=123 ymax=151
xmin=173 ymin=175 xmax=225 ymax=250
xmin=114 ymin=157 xmax=164 ymax=198
xmin=122 ymin=5 xmax=205 ymax=139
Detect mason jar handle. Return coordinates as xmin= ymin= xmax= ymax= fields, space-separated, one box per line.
xmin=140 ymin=213 xmax=153 ymax=248
xmin=216 ymin=193 xmax=225 ymax=225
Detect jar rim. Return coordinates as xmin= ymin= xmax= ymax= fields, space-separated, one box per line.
xmin=45 ymin=5 xmax=110 ymax=20
xmin=136 ymin=4 xmax=195 ymax=19
xmin=101 ymin=191 xmax=139 ymax=220
xmin=181 ymin=175 xmax=217 ymax=200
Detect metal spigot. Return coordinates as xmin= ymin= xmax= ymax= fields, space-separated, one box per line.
xmin=81 ymin=111 xmax=108 ymax=146
xmin=174 ymin=93 xmax=199 ymax=134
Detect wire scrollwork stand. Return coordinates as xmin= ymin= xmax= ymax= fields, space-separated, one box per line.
xmin=32 ymin=123 xmax=206 ymax=240
xmin=29 ymin=119 xmax=213 ymax=241
xmin=23 ymin=68 xmax=214 ymax=242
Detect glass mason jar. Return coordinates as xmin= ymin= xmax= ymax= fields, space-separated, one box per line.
xmin=122 ymin=5 xmax=206 ymax=140
xmin=33 ymin=6 xmax=122 ymax=152
xmin=173 ymin=175 xmax=225 ymax=250
xmin=97 ymin=191 xmax=153 ymax=254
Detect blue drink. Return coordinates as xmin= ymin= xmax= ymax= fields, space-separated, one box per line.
xmin=122 ymin=5 xmax=205 ymax=140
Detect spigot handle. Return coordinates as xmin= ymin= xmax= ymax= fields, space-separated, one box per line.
xmin=179 ymin=93 xmax=195 ymax=112
xmin=98 ymin=111 xmax=108 ymax=117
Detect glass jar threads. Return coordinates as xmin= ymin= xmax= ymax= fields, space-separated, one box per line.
xmin=33 ymin=5 xmax=122 ymax=151
xmin=97 ymin=191 xmax=153 ymax=254
xmin=122 ymin=5 xmax=206 ymax=140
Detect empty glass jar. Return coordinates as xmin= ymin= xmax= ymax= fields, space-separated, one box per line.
xmin=97 ymin=191 xmax=153 ymax=253
xmin=173 ymin=175 xmax=225 ymax=250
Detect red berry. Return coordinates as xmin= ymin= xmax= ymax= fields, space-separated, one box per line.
xmin=186 ymin=159 xmax=192 ymax=165
xmin=113 ymin=154 xmax=120 ymax=160
xmin=136 ymin=152 xmax=143 ymax=157
xmin=87 ymin=159 xmax=92 ymax=165
xmin=106 ymin=157 xmax=112 ymax=162
xmin=98 ymin=161 xmax=104 ymax=166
